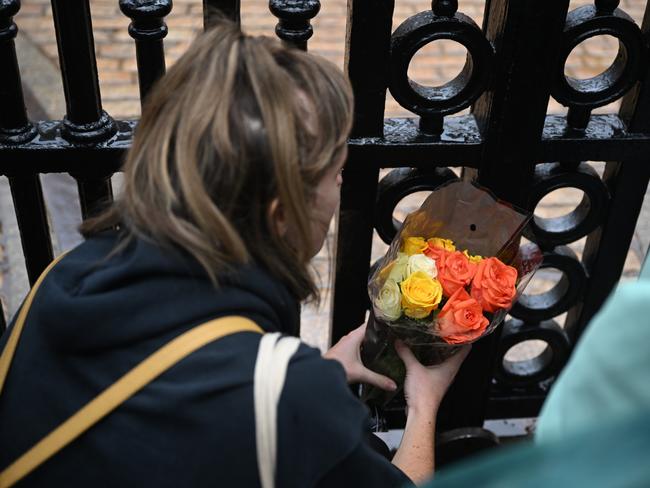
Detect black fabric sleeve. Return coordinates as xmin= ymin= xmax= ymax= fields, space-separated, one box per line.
xmin=315 ymin=438 xmax=414 ymax=488
xmin=276 ymin=343 xmax=413 ymax=488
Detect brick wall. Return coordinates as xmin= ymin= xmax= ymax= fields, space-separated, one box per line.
xmin=15 ymin=0 xmax=647 ymax=118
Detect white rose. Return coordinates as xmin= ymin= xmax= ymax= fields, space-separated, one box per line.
xmin=406 ymin=253 xmax=437 ymax=279
xmin=387 ymin=253 xmax=409 ymax=283
xmin=374 ymin=279 xmax=402 ymax=322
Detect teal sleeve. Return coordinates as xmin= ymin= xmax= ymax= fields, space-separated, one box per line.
xmin=535 ymin=274 xmax=650 ymax=443
xmin=417 ymin=411 xmax=650 ymax=488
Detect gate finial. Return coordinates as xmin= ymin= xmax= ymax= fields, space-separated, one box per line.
xmin=432 ymin=0 xmax=458 ymax=17
xmin=119 ymin=0 xmax=172 ymax=102
xmin=119 ymin=0 xmax=172 ymax=39
xmin=269 ymin=0 xmax=320 ymax=51
xmin=595 ymin=0 xmax=619 ymax=13
xmin=0 ymin=0 xmax=38 ymax=143
xmin=0 ymin=0 xmax=19 ymax=40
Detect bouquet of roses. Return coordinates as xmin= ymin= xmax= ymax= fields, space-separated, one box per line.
xmin=361 ymin=180 xmax=542 ymax=406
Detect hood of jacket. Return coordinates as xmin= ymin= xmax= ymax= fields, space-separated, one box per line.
xmin=33 ymin=231 xmax=301 ymax=354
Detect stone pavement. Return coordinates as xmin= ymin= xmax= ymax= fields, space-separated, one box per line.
xmin=1 ymin=0 xmax=649 ymax=352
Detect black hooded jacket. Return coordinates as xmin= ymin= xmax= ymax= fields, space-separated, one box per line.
xmin=0 ymin=232 xmax=410 ymax=487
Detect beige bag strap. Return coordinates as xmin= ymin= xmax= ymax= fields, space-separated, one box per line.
xmin=254 ymin=332 xmax=301 ymax=488
xmin=0 ymin=255 xmax=264 ymax=488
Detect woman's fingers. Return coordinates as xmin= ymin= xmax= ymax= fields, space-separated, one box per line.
xmin=394 ymin=339 xmax=418 ymax=369
xmin=357 ymin=367 xmax=397 ymax=391
xmin=348 ymin=322 xmax=367 ymax=342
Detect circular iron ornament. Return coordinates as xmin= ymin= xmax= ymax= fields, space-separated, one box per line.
xmin=510 ymin=245 xmax=587 ymax=322
xmin=435 ymin=427 xmax=499 ymax=468
xmin=525 ymin=162 xmax=609 ymax=248
xmin=374 ymin=167 xmax=459 ymax=243
xmin=552 ymin=5 xmax=645 ymax=108
xmin=495 ymin=318 xmax=571 ymax=387
xmin=388 ymin=10 xmax=494 ymax=117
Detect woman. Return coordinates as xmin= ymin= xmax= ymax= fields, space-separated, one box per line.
xmin=0 ymin=22 xmax=467 ymax=487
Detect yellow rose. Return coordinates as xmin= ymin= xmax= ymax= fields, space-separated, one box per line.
xmin=463 ymin=249 xmax=483 ymax=264
xmin=427 ymin=237 xmax=456 ymax=252
xmin=403 ymin=237 xmax=428 ymax=256
xmin=400 ymin=271 xmax=443 ymax=319
xmin=374 ymin=279 xmax=402 ymax=321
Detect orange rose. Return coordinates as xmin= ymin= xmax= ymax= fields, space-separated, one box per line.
xmin=470 ymin=257 xmax=518 ymax=313
xmin=437 ymin=251 xmax=477 ymax=296
xmin=427 ymin=237 xmax=455 ymax=252
xmin=423 ymin=243 xmax=447 ymax=272
xmin=437 ymin=287 xmax=489 ymax=344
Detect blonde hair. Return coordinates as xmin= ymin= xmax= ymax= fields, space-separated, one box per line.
xmin=82 ymin=21 xmax=353 ymax=301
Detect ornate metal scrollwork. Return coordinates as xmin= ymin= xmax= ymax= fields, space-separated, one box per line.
xmin=510 ymin=245 xmax=588 ymax=322
xmin=388 ymin=0 xmax=494 ymax=135
xmin=494 ymin=318 xmax=571 ymax=387
xmin=525 ymin=162 xmax=610 ymax=247
xmin=435 ymin=427 xmax=499 ymax=468
xmin=552 ymin=3 xmax=645 ymax=129
xmin=374 ymin=167 xmax=459 ymax=243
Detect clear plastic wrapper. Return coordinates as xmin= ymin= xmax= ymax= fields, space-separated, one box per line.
xmin=361 ymin=180 xmax=543 ymax=406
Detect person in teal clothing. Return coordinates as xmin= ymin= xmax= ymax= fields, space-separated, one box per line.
xmin=420 ymin=254 xmax=650 ymax=487
xmin=535 ymin=255 xmax=650 ymax=444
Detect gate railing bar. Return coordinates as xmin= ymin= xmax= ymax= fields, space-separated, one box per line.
xmin=72 ymin=173 xmax=115 ymax=222
xmin=51 ymin=0 xmax=116 ymax=220
xmin=442 ymin=0 xmax=570 ymax=428
xmin=331 ymin=0 xmax=395 ymax=344
xmin=0 ymin=1 xmax=53 ymax=287
xmin=8 ymin=175 xmax=54 ymax=286
xmin=485 ymin=391 xmax=546 ymax=419
xmin=567 ymin=0 xmax=650 ymax=342
xmin=2 ymin=114 xmax=650 ymax=174
xmin=51 ymin=0 xmax=115 ymax=143
xmin=345 ymin=0 xmax=394 ymax=139
xmin=0 ymin=0 xmax=37 ymax=145
xmin=74 ymin=177 xmax=111 ymax=226
xmin=0 ymin=120 xmax=135 ymax=175
xmin=120 ymin=0 xmax=172 ymax=104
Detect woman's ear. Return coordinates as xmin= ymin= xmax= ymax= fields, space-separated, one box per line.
xmin=268 ymin=198 xmax=289 ymax=238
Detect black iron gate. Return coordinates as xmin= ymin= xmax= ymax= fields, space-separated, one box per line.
xmin=1 ymin=0 xmax=649 ymax=458
xmin=333 ymin=0 xmax=650 ymax=447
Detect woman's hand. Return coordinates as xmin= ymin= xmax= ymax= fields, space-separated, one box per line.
xmin=395 ymin=340 xmax=471 ymax=415
xmin=324 ymin=323 xmax=398 ymax=392
xmin=392 ymin=342 xmax=469 ymax=483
